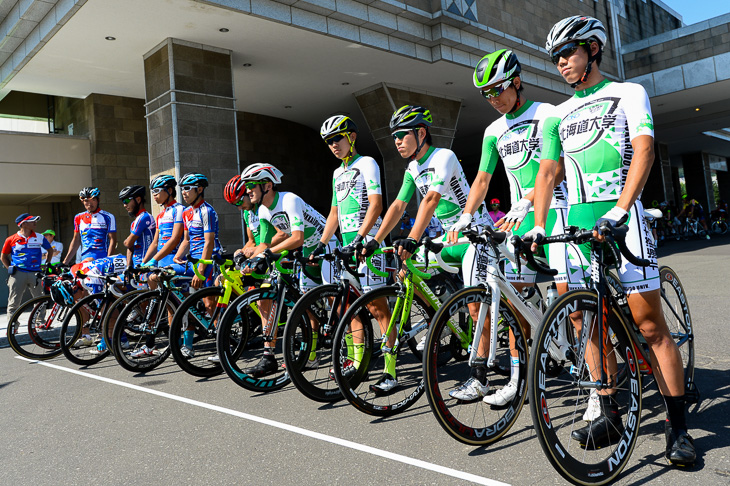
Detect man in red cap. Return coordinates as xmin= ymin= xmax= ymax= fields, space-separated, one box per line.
xmin=2 ymin=213 xmax=53 ymax=316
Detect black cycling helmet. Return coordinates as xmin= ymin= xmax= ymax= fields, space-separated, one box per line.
xmin=118 ymin=185 xmax=146 ymax=201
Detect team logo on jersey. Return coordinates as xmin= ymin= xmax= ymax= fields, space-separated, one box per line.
xmin=335 ymin=168 xmax=360 ymax=203
xmin=560 ymin=97 xmax=620 ymax=153
xmin=270 ymin=211 xmax=291 ymax=233
xmin=637 ymin=113 xmax=654 ymax=132
xmin=499 ymin=120 xmax=540 ymax=167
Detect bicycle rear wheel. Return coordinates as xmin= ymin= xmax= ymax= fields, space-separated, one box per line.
xmin=60 ymin=293 xmax=109 ymax=365
xmin=423 ymin=286 xmax=527 ymax=446
xmin=6 ymin=295 xmax=67 ymax=360
xmin=283 ymin=284 xmax=351 ymax=402
xmin=111 ymin=290 xmax=174 ymax=373
xmin=169 ymin=287 xmax=226 ymax=377
xmin=217 ymin=288 xmax=293 ymax=392
xmin=528 ymin=289 xmax=642 ymax=486
xmin=712 ymin=220 xmax=728 ymax=235
xmin=659 ymin=266 xmax=697 ymax=402
xmin=332 ymin=285 xmax=433 ymax=417
xmin=100 ymin=289 xmax=148 ymax=357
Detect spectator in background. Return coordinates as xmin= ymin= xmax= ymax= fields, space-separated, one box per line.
xmin=488 ymin=198 xmax=506 ymax=223
xmin=398 ymin=211 xmax=413 ymax=237
xmin=2 ymin=214 xmax=52 ymax=316
xmin=41 ymin=230 xmax=63 ymax=264
xmin=427 ymin=215 xmax=443 ymax=239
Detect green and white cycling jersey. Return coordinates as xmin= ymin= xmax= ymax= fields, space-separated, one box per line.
xmin=396 ymin=146 xmax=491 ymax=229
xmin=480 ymin=100 xmax=567 ymax=210
xmin=258 ymin=192 xmax=327 ymax=253
xmin=243 ymin=208 xmax=261 ymax=245
xmin=331 ymin=154 xmax=382 ymax=242
xmin=542 ymin=79 xmax=654 ymax=205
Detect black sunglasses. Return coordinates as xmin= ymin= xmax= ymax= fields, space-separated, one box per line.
xmin=392 ymin=130 xmax=412 ymax=141
xmin=551 ymin=41 xmax=587 ymax=65
xmin=325 ymin=134 xmax=346 ymax=145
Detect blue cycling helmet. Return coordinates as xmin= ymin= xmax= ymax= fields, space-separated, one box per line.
xmin=50 ymin=280 xmax=75 ymax=306
xmin=179 ymin=173 xmax=209 ymax=188
xmin=150 ymin=174 xmax=177 ymax=189
xmin=79 ymin=187 xmax=100 ymax=199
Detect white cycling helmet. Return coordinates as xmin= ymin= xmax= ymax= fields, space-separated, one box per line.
xmin=241 ymin=163 xmax=283 ymax=185
xmin=546 ymin=15 xmax=608 ymax=56
xmin=320 ymin=115 xmax=357 ymax=140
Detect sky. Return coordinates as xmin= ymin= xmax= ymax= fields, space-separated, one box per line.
xmin=660 ymin=0 xmax=730 ymax=25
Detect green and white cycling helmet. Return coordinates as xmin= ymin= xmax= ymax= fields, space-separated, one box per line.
xmin=473 ymin=49 xmax=521 ymax=90
xmin=389 ymin=105 xmax=432 ymax=131
xmin=241 ymin=163 xmax=283 ymax=185
xmin=320 ymin=115 xmax=357 ymax=139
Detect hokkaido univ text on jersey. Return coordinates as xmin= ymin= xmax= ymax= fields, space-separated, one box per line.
xmin=480 ymin=99 xmax=571 ymax=287
xmin=331 ymin=154 xmax=386 ymax=290
xmin=74 ymin=208 xmax=116 ymax=260
xmin=395 ymin=146 xmax=493 ymax=286
xmin=541 ymin=79 xmax=659 ymax=294
xmin=257 ymin=191 xmax=335 ymax=292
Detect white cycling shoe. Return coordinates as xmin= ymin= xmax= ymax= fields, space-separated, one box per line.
xmin=483 ymin=381 xmax=518 ymax=406
xmin=449 ymin=377 xmax=489 ymax=401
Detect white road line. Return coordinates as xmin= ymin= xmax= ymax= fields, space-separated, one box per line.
xmin=16 ymin=356 xmax=509 ymax=486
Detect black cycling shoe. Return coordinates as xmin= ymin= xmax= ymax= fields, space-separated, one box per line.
xmin=571 ymin=414 xmax=624 ymax=448
xmin=245 ymin=356 xmax=278 ymax=377
xmin=665 ymin=422 xmax=696 ymax=466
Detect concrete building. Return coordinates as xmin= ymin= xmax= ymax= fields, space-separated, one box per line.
xmin=0 ymin=0 xmax=728 ymax=308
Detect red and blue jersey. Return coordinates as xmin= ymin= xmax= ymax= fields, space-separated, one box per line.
xmin=155 ymin=201 xmax=184 ymax=265
xmin=71 ymin=254 xmax=128 ymax=294
xmin=74 ymin=209 xmax=116 ymax=260
xmin=2 ymin=231 xmax=52 ymax=272
xmin=130 ymin=210 xmax=156 ymax=266
xmin=183 ymin=200 xmax=221 ymax=259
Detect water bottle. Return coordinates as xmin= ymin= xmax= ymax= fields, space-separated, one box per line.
xmin=546 ymin=282 xmax=558 ymax=307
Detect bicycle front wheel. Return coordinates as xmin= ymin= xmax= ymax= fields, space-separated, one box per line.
xmin=659 ymin=266 xmax=696 ymax=401
xmin=60 ymin=293 xmax=109 ymax=365
xmin=423 ymin=286 xmax=528 ymax=446
xmin=528 ymin=289 xmax=642 ymax=486
xmin=100 ymin=289 xmax=148 ymax=357
xmin=6 ymin=295 xmax=67 ymax=360
xmin=332 ymin=285 xmax=434 ymax=417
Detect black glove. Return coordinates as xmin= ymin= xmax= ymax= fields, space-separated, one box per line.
xmin=361 ymin=239 xmax=380 ymax=257
xmin=233 ymin=253 xmax=247 ymax=267
xmin=309 ymin=242 xmax=327 ymax=260
xmin=393 ymin=237 xmax=418 ymax=254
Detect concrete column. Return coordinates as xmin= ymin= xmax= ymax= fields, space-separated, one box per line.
xmin=355 ymin=83 xmax=462 ymax=217
xmin=716 ymin=169 xmax=730 ymax=204
xmin=644 ymin=142 xmax=674 ymax=206
xmin=143 ymin=38 xmax=240 ymax=249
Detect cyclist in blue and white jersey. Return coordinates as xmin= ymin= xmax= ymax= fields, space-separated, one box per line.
xmin=63 ymin=187 xmax=117 ymax=265
xmin=143 ymin=174 xmax=186 ymax=272
xmin=119 ymin=186 xmax=156 ymax=268
xmin=529 ymin=15 xmax=695 ymax=465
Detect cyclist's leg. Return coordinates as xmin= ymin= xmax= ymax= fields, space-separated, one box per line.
xmin=357 ymin=237 xmax=390 ymax=371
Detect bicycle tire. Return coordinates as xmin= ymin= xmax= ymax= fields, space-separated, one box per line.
xmin=6 ymin=295 xmax=67 ymax=360
xmin=659 ymin=266 xmax=697 ymax=401
xmin=169 ymin=287 xmax=226 ymax=377
xmin=217 ymin=287 xmax=294 ymax=392
xmin=111 ymin=290 xmax=175 ymax=373
xmin=528 ymin=289 xmax=642 ymax=486
xmin=423 ymin=286 xmax=528 ymax=446
xmin=59 ymin=293 xmax=110 ymax=365
xmin=283 ymin=284 xmax=352 ymax=402
xmin=712 ymin=220 xmax=728 ymax=235
xmin=332 ymin=285 xmax=434 ymax=417
xmin=100 ymin=289 xmax=148 ymax=357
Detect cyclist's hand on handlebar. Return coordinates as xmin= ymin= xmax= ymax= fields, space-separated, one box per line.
xmin=191 ymin=275 xmax=203 ymax=289
xmin=448 ymin=212 xmax=472 ymax=243
xmin=173 ymin=254 xmax=185 ymax=264
xmin=393 ymin=237 xmax=418 ymax=261
xmin=361 ymin=239 xmax=379 ymax=259
xmin=594 ymin=206 xmax=628 ymax=242
xmin=309 ymin=241 xmax=327 ymax=261
xmin=522 ymin=225 xmax=546 ymax=253
xmin=141 ymin=258 xmax=157 ymax=268
xmin=499 ymin=198 xmax=532 ymax=232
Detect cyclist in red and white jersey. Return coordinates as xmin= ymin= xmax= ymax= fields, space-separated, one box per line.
xmin=63 ymin=187 xmax=117 ymax=265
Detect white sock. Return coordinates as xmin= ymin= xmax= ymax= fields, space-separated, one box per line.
xmin=509 ymin=356 xmax=520 ymax=384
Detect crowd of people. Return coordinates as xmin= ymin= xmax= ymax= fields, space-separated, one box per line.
xmin=2 ymin=14 xmax=700 ymax=474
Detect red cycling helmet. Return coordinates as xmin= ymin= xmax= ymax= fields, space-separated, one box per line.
xmin=490 ymin=198 xmax=500 ymax=205
xmin=224 ymin=175 xmax=247 ymax=205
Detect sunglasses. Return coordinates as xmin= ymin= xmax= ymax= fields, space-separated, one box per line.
xmin=181 ymin=185 xmax=199 ymax=192
xmin=325 ymin=134 xmax=346 ymax=145
xmin=151 ymin=187 xmax=165 ymax=195
xmin=122 ymin=198 xmax=133 ymax=205
xmin=550 ymin=41 xmax=587 ymax=65
xmin=80 ymin=197 xmax=93 ymax=201
xmin=234 ymin=194 xmax=250 ymax=206
xmin=480 ymin=80 xmax=512 ymax=99
xmin=244 ymin=181 xmax=267 ymax=190
xmin=392 ymin=130 xmax=411 ymax=141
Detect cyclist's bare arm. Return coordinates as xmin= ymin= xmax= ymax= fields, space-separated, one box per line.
xmin=63 ymin=232 xmax=81 ymax=265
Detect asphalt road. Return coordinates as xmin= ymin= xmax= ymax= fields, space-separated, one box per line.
xmin=1 ymin=235 xmax=729 ymax=486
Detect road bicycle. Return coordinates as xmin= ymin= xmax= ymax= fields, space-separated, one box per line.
xmin=168 ymin=254 xmax=257 ymax=377
xmin=676 ymin=217 xmax=707 ymax=240
xmin=421 ymin=227 xmax=558 ymax=446
xmin=527 ymin=222 xmax=697 ymax=485
xmin=331 ymin=240 xmax=460 ymax=417
xmin=5 ymin=268 xmax=75 ymax=360
xmin=710 ymin=212 xmax=728 ymax=235
xmin=216 ymin=249 xmax=302 ymax=393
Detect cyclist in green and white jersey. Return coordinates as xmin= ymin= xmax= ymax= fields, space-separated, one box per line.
xmin=242 ymin=163 xmax=336 ymax=376
xmin=363 ymin=104 xmax=492 ymax=393
xmin=313 ymin=115 xmax=391 ymax=378
xmin=446 ymin=48 xmax=572 ymax=404
xmin=528 ymin=15 xmax=695 ymax=466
